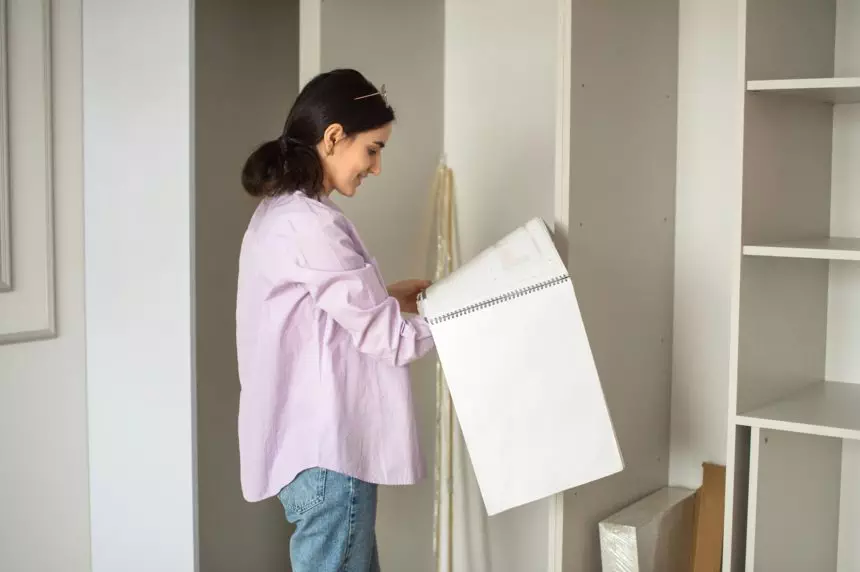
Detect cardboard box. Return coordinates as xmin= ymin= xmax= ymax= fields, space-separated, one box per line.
xmin=690 ymin=463 xmax=726 ymax=572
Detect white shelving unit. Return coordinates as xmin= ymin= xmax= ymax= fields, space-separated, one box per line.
xmin=724 ymin=0 xmax=860 ymax=570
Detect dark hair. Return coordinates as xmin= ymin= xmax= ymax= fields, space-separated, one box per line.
xmin=241 ymin=69 xmax=395 ymax=198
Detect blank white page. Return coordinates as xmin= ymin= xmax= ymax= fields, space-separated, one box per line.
xmin=419 ymin=218 xmax=567 ymax=320
xmin=421 ymin=218 xmax=623 ymax=515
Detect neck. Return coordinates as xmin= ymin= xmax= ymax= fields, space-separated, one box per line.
xmin=321 ymin=175 xmax=335 ymax=196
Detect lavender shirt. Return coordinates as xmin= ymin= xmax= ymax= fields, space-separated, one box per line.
xmin=236 ymin=191 xmax=435 ymax=502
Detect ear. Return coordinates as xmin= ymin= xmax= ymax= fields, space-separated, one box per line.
xmin=322 ymin=123 xmax=345 ymax=156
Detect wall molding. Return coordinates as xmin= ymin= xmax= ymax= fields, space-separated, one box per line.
xmin=0 ymin=0 xmax=11 ymax=292
xmin=0 ymin=0 xmax=56 ymax=344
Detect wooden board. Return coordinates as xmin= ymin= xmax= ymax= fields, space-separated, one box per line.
xmin=691 ymin=463 xmax=726 ymax=572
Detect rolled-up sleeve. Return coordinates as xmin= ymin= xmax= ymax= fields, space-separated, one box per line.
xmin=268 ymin=207 xmax=434 ymax=367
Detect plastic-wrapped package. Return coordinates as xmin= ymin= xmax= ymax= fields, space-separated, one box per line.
xmin=599 ymin=486 xmax=697 ymax=572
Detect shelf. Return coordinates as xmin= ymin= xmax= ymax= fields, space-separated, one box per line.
xmin=747 ymin=77 xmax=860 ymax=104
xmin=743 ymin=237 xmax=860 ymax=261
xmin=736 ymin=381 xmax=860 ymax=440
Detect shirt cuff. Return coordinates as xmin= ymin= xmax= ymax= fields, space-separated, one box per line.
xmin=404 ymin=315 xmax=435 ymax=357
xmin=405 ymin=315 xmax=433 ymax=339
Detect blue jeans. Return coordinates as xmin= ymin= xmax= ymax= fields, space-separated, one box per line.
xmin=278 ymin=468 xmax=380 ymax=572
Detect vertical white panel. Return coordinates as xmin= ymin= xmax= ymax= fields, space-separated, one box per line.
xmin=298 ymin=0 xmax=320 ymax=87
xmin=671 ymin=0 xmax=743 ymax=487
xmin=84 ymin=1 xmax=197 ymax=571
xmin=444 ymin=0 xmax=557 ymax=570
xmin=828 ymin=0 xmax=860 ymax=385
xmin=551 ymin=0 xmax=571 ymax=264
xmin=444 ymin=0 xmax=556 ymax=260
xmin=0 ymin=0 xmax=10 ymax=291
xmin=830 ymin=1 xmax=860 ymax=568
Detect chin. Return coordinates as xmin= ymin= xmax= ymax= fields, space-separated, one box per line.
xmin=336 ymin=182 xmax=359 ymax=197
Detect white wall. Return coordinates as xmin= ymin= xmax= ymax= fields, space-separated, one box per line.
xmin=194 ymin=1 xmax=299 ymax=571
xmin=0 ymin=1 xmax=91 ymax=570
xmin=84 ymin=1 xmax=197 ymax=570
xmin=669 ymin=0 xmax=743 ymax=488
xmin=444 ymin=0 xmax=559 ymax=570
xmin=563 ymin=1 xmax=678 ymax=569
xmin=319 ymin=1 xmax=444 ymax=569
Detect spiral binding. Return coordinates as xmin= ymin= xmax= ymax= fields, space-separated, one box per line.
xmin=424 ymin=274 xmax=571 ymax=325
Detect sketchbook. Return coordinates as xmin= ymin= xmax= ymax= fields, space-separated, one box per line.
xmin=418 ymin=217 xmax=623 ymax=516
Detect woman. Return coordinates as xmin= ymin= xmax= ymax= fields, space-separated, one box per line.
xmin=236 ymin=68 xmax=435 ymax=572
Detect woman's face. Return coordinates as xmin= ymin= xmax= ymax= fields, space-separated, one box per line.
xmin=319 ymin=122 xmax=392 ymax=197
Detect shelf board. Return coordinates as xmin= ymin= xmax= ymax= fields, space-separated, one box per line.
xmin=736 ymin=381 xmax=860 ymax=440
xmin=747 ymin=77 xmax=860 ymax=104
xmin=743 ymin=237 xmax=860 ymax=261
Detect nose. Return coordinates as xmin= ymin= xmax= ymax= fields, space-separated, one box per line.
xmin=369 ymin=155 xmax=382 ymax=176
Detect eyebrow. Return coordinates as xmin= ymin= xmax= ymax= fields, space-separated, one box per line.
xmin=373 ymin=141 xmax=386 ymax=148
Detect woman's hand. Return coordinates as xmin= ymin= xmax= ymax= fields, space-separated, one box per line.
xmin=387 ymin=279 xmax=432 ymax=314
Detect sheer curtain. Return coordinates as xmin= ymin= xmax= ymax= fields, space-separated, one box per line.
xmin=428 ymin=160 xmax=492 ymax=572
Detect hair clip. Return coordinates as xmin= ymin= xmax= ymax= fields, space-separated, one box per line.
xmin=354 ymin=84 xmax=388 ymax=105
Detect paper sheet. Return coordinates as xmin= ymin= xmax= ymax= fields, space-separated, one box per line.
xmin=419 ymin=217 xmax=623 ymax=515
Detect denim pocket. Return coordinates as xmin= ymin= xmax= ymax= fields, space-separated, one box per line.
xmin=279 ymin=468 xmax=327 ymax=518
